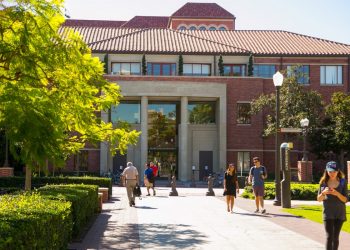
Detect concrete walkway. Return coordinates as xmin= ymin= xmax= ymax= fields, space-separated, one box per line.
xmin=69 ymin=186 xmax=350 ymax=250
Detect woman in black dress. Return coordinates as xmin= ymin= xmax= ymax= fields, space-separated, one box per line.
xmin=224 ymin=163 xmax=239 ymax=213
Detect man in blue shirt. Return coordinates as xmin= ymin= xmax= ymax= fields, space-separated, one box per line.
xmin=144 ymin=163 xmax=155 ymax=196
xmin=249 ymin=157 xmax=267 ymax=214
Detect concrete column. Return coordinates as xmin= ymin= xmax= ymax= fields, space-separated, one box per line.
xmin=140 ymin=96 xmax=148 ymax=179
xmin=99 ymin=110 xmax=109 ymax=175
xmin=179 ymin=96 xmax=188 ymax=181
xmin=218 ymin=96 xmax=227 ymax=172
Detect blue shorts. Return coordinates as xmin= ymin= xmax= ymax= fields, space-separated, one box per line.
xmin=253 ymin=186 xmax=265 ymax=197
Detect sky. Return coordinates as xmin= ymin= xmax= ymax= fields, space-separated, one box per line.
xmin=64 ymin=0 xmax=350 ymax=45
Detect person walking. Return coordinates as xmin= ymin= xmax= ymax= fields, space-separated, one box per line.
xmin=223 ymin=163 xmax=239 ymax=213
xmin=144 ymin=163 xmax=155 ymax=196
xmin=317 ymin=161 xmax=348 ymax=250
xmin=122 ymin=162 xmax=139 ymax=207
xmin=249 ymin=157 xmax=267 ymax=214
xmin=150 ymin=161 xmax=158 ymax=195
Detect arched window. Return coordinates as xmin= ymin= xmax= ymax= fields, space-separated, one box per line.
xmin=189 ymin=26 xmax=197 ymax=30
xmin=219 ymin=27 xmax=226 ymax=31
xmin=199 ymin=26 xmax=206 ymax=31
xmin=209 ymin=26 xmax=216 ymax=31
xmin=178 ymin=26 xmax=186 ymax=30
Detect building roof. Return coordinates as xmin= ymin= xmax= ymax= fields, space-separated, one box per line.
xmin=61 ymin=26 xmax=350 ymax=56
xmin=62 ymin=19 xmax=126 ymax=28
xmin=121 ymin=16 xmax=169 ymax=29
xmin=171 ymin=2 xmax=235 ymax=19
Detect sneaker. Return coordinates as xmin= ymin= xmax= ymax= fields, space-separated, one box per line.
xmin=131 ymin=201 xmax=135 ymax=206
xmin=153 ymin=191 xmax=156 ymax=196
xmin=146 ymin=194 xmax=150 ymax=196
xmin=254 ymin=209 xmax=259 ymax=213
xmin=129 ymin=202 xmax=133 ymax=207
xmin=261 ymin=209 xmax=266 ymax=214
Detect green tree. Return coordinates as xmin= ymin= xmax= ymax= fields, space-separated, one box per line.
xmin=0 ymin=0 xmax=140 ymax=190
xmin=248 ymin=54 xmax=254 ymax=76
xmin=178 ymin=55 xmax=183 ymax=76
xmin=218 ymin=55 xmax=224 ymax=76
xmin=142 ymin=54 xmax=147 ymax=75
xmin=315 ymin=92 xmax=350 ymax=170
xmin=250 ymin=70 xmax=324 ymax=137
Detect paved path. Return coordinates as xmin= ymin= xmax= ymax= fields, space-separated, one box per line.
xmin=69 ymin=186 xmax=350 ymax=250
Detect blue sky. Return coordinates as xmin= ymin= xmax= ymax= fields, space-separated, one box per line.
xmin=64 ymin=0 xmax=350 ymax=45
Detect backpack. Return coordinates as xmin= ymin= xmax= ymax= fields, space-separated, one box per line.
xmin=133 ymin=184 xmax=142 ymax=197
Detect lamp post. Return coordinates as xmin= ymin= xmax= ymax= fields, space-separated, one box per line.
xmin=300 ymin=118 xmax=309 ymax=161
xmin=191 ymin=165 xmax=196 ymax=187
xmin=273 ymin=71 xmax=283 ymax=206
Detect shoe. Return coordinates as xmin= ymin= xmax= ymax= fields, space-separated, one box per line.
xmin=261 ymin=209 xmax=266 ymax=214
xmin=230 ymin=211 xmax=234 ymax=214
xmin=129 ymin=202 xmax=133 ymax=207
xmin=146 ymin=194 xmax=150 ymax=196
xmin=254 ymin=209 xmax=259 ymax=213
xmin=153 ymin=191 xmax=156 ymax=196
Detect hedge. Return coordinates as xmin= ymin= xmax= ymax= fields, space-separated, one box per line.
xmin=0 ymin=176 xmax=112 ymax=198
xmin=38 ymin=184 xmax=99 ymax=237
xmin=242 ymin=183 xmax=350 ymax=200
xmin=0 ymin=192 xmax=72 ymax=250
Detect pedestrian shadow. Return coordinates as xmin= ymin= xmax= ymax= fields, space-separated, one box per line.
xmin=266 ymin=212 xmax=302 ymax=218
xmin=233 ymin=211 xmax=269 ymax=217
xmin=138 ymin=223 xmax=208 ymax=248
xmin=134 ymin=206 xmax=158 ymax=209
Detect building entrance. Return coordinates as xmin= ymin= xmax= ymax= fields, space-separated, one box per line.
xmin=148 ymin=150 xmax=177 ymax=178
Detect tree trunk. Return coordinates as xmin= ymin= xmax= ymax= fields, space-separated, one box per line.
xmin=25 ymin=165 xmax=32 ymax=191
xmin=340 ymin=149 xmax=345 ymax=171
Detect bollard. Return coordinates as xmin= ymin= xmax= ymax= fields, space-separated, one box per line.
xmin=169 ymin=175 xmax=178 ymax=196
xmin=206 ymin=175 xmax=215 ymax=196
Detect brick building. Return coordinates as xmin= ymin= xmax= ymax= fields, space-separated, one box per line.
xmin=62 ymin=2 xmax=350 ymax=181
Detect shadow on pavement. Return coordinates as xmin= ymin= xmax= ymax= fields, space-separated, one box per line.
xmin=134 ymin=206 xmax=158 ymax=209
xmin=138 ymin=223 xmax=208 ymax=248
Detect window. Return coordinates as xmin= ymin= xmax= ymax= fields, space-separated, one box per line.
xmin=183 ymin=63 xmax=211 ymax=76
xmin=253 ymin=64 xmax=276 ymax=78
xmin=74 ymin=150 xmax=89 ymax=172
xmin=320 ymin=66 xmax=342 ymax=85
xmin=209 ymin=26 xmax=216 ymax=31
xmin=237 ymin=152 xmax=250 ymax=174
xmin=287 ymin=65 xmax=310 ymax=84
xmin=111 ymin=101 xmax=141 ymax=124
xmin=199 ymin=26 xmax=206 ymax=31
xmin=189 ymin=26 xmax=197 ymax=30
xmin=111 ymin=62 xmax=141 ymax=75
xmin=188 ymin=102 xmax=216 ymax=124
xmin=223 ymin=64 xmax=246 ymax=76
xmin=147 ymin=63 xmax=176 ymax=76
xmin=237 ymin=103 xmax=251 ymax=124
xmin=219 ymin=27 xmax=226 ymax=31
xmin=178 ymin=26 xmax=186 ymax=30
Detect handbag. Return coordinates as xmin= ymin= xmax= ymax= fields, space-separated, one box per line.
xmin=133 ymin=184 xmax=142 ymax=197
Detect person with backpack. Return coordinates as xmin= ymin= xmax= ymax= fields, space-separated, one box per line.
xmin=121 ymin=162 xmax=139 ymax=207
xmin=317 ymin=161 xmax=348 ymax=250
xmin=144 ymin=163 xmax=155 ymax=196
xmin=248 ymin=157 xmax=267 ymax=214
xmin=150 ymin=161 xmax=158 ymax=195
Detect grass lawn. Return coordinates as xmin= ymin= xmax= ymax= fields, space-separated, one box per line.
xmin=283 ymin=205 xmax=350 ymax=233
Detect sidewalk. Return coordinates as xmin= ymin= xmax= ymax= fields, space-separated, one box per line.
xmin=69 ymin=186 xmax=350 ymax=250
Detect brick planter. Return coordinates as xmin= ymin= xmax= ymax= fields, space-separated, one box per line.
xmin=0 ymin=167 xmax=14 ymax=177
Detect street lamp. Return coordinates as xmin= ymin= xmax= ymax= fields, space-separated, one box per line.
xmin=300 ymin=118 xmax=309 ymax=161
xmin=273 ymin=71 xmax=283 ymax=206
xmin=191 ymin=165 xmax=196 ymax=187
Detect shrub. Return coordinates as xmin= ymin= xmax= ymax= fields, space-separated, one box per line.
xmin=0 ymin=192 xmax=72 ymax=250
xmin=38 ymin=184 xmax=99 ymax=237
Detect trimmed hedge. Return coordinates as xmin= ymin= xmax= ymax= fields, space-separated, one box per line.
xmin=38 ymin=184 xmax=99 ymax=237
xmin=0 ymin=192 xmax=72 ymax=250
xmin=242 ymin=183 xmax=350 ymax=200
xmin=0 ymin=176 xmax=112 ymax=198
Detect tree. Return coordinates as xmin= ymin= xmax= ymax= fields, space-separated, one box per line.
xmin=250 ymin=69 xmax=324 ymax=138
xmin=178 ymin=55 xmax=183 ymax=76
xmin=248 ymin=54 xmax=254 ymax=76
xmin=0 ymin=0 xmax=140 ymax=190
xmin=142 ymin=54 xmax=147 ymax=75
xmin=314 ymin=92 xmax=350 ymax=170
xmin=218 ymin=55 xmax=224 ymax=76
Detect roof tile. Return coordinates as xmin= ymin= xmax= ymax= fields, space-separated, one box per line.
xmin=171 ymin=3 xmax=235 ymax=18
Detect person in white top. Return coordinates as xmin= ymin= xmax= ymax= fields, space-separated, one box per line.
xmin=122 ymin=162 xmax=139 ymax=207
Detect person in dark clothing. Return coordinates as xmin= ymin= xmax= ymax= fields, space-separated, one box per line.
xmin=223 ymin=163 xmax=239 ymax=213
xmin=317 ymin=161 xmax=348 ymax=250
